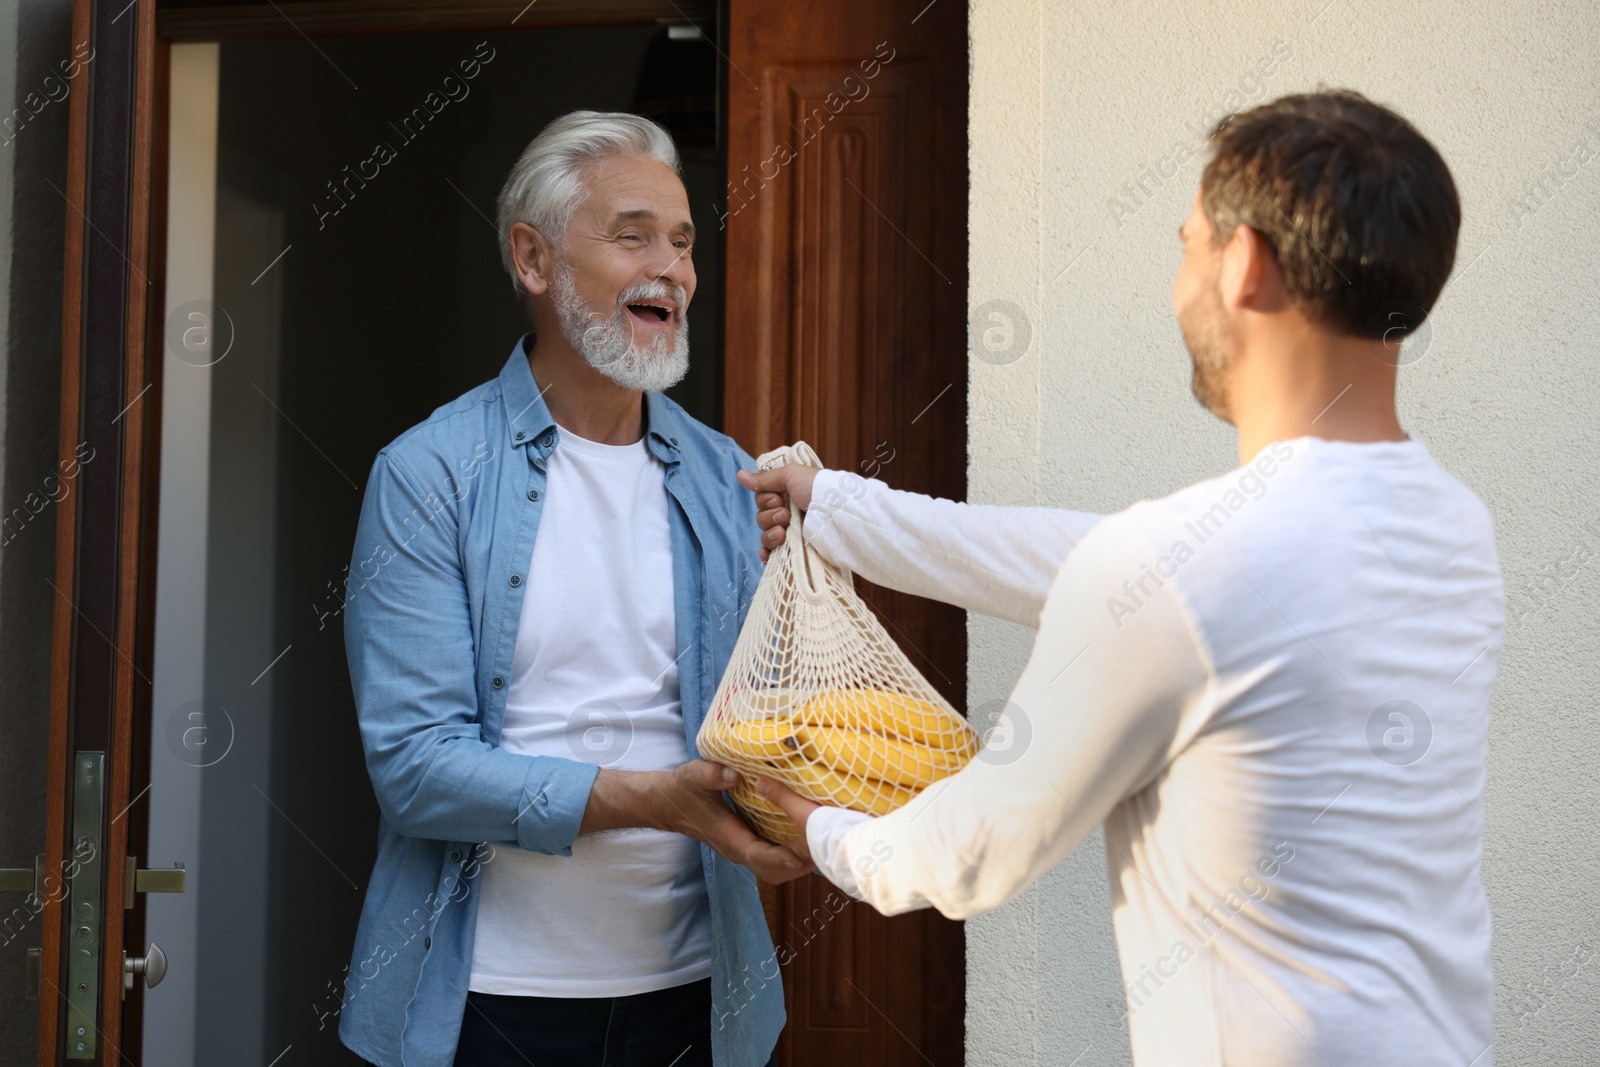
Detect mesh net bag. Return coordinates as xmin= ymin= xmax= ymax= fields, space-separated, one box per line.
xmin=698 ymin=442 xmax=981 ymax=844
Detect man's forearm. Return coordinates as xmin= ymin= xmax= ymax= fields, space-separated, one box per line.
xmin=802 ymin=470 xmax=1103 ymax=627
xmin=575 ymin=762 xmax=808 ymax=882
xmin=807 ymin=518 xmax=1206 ymax=918
xmin=578 ymin=768 xmax=670 ymax=835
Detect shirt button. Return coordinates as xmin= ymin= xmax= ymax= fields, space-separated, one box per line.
xmin=527 ymin=488 xmax=539 ymax=501
xmin=669 ymin=436 xmax=678 ymax=446
xmin=449 ymin=849 xmax=462 ymax=863
xmin=491 ymin=675 xmax=504 ymax=689
xmin=509 ymin=574 xmax=522 ymax=587
xmin=423 ymin=936 xmax=431 ymax=950
xmin=514 ymin=430 xmax=526 ymax=441
xmin=540 ymin=433 xmax=554 ymax=447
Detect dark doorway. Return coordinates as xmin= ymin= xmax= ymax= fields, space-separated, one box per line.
xmin=155 ymin=22 xmax=723 ymax=1066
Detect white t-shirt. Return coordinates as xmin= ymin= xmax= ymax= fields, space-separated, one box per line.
xmin=802 ymin=436 xmax=1502 ymax=1067
xmin=468 ymin=424 xmax=713 ymax=997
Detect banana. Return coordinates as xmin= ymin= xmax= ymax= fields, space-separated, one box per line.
xmin=711 ymin=688 xmax=978 ymax=835
xmin=706 ymin=714 xmax=799 ymax=764
xmin=779 ymin=755 xmax=916 ymax=816
xmin=793 ymin=724 xmax=966 ymax=790
xmin=798 ymin=688 xmax=978 ymax=754
xmin=724 ymin=751 xmax=915 ymax=837
xmin=728 ymin=778 xmax=800 ymax=844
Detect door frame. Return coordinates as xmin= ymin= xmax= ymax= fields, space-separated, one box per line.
xmin=43 ymin=5 xmax=717 ymax=1060
xmin=41 ymin=0 xmax=968 ymax=1062
xmin=38 ymin=0 xmax=158 ymax=1057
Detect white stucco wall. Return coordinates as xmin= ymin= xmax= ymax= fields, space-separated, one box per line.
xmin=964 ymin=1 xmax=1600 ymax=1064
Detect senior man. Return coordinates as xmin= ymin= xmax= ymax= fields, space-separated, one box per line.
xmin=746 ymin=91 xmax=1503 ymax=1067
xmin=337 ymin=111 xmax=802 ymax=1067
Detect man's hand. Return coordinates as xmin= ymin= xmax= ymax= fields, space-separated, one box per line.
xmin=658 ymin=762 xmax=813 ymax=883
xmin=755 ymin=777 xmax=821 ymax=869
xmin=582 ymin=761 xmax=810 ymax=884
xmin=735 ymin=465 xmax=821 ymax=562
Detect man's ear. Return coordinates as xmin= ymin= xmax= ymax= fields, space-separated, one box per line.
xmin=508 ymin=221 xmax=558 ymax=299
xmin=1218 ymin=223 xmax=1288 ymax=314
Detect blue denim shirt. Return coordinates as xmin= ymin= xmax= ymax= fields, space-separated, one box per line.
xmin=337 ymin=335 xmax=783 ymax=1066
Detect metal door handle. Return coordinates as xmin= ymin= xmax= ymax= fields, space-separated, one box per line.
xmin=0 ymin=855 xmax=43 ymax=897
xmin=124 ymin=942 xmax=168 ymax=991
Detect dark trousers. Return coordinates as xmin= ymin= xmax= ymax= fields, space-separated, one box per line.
xmin=452 ymin=977 xmax=717 ymax=1067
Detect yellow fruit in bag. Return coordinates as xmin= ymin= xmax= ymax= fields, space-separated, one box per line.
xmin=721 ymin=715 xmax=799 ymax=762
xmin=781 ymin=755 xmax=916 ymax=816
xmin=791 ymin=723 xmax=966 ymax=790
xmin=798 ymin=688 xmax=980 ymax=754
xmin=698 ymin=442 xmax=983 ymax=844
xmin=727 ymin=777 xmax=801 ymax=843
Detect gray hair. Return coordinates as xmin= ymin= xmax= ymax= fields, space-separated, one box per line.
xmin=495 ymin=110 xmax=681 ymax=292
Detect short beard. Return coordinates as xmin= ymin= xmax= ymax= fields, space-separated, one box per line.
xmin=1177 ymin=278 xmax=1234 ymax=422
xmin=549 ymin=258 xmax=690 ymax=394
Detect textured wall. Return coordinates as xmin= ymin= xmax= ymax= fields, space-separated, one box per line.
xmin=965 ymin=1 xmax=1600 ymax=1064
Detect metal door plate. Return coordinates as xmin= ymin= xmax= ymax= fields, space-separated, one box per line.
xmin=65 ymin=752 xmax=103 ymax=1059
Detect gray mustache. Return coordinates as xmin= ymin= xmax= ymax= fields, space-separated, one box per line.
xmin=616 ymin=282 xmax=686 ymax=311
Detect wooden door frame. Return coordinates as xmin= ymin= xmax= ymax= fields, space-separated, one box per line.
xmin=40 ymin=0 xmax=158 ymax=1057
xmin=154 ymin=0 xmax=714 ymax=39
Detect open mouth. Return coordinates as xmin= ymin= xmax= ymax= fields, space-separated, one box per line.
xmin=625 ymin=301 xmax=675 ymax=326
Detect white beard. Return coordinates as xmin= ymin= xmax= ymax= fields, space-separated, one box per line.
xmin=550 ymin=259 xmax=690 ymax=393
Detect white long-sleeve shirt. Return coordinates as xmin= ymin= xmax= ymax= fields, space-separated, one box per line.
xmin=799 ymin=435 xmax=1503 ymax=1067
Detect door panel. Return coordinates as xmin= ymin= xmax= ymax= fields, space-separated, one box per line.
xmin=723 ymin=1 xmax=969 ymax=1064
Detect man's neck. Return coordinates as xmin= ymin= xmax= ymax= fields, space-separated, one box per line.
xmin=1230 ymin=321 xmax=1407 ymax=465
xmin=525 ymin=333 xmax=646 ymax=446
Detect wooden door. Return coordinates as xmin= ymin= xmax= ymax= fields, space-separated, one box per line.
xmin=34 ymin=0 xmax=165 ymax=1062
xmin=723 ymin=2 xmax=970 ymax=1064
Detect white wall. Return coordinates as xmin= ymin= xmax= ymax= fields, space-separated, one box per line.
xmin=145 ymin=40 xmax=218 ymax=1067
xmin=965 ymin=1 xmax=1600 ymax=1064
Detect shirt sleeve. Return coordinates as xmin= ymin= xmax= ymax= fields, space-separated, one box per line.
xmin=805 ymin=515 xmax=1213 ymax=918
xmin=806 ymin=807 xmax=875 ymax=894
xmin=800 ymin=469 xmax=1106 ymax=628
xmin=344 ymin=451 xmax=599 ymax=856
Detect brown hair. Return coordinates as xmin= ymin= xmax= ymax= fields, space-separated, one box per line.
xmin=1201 ymin=89 xmax=1460 ymax=340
